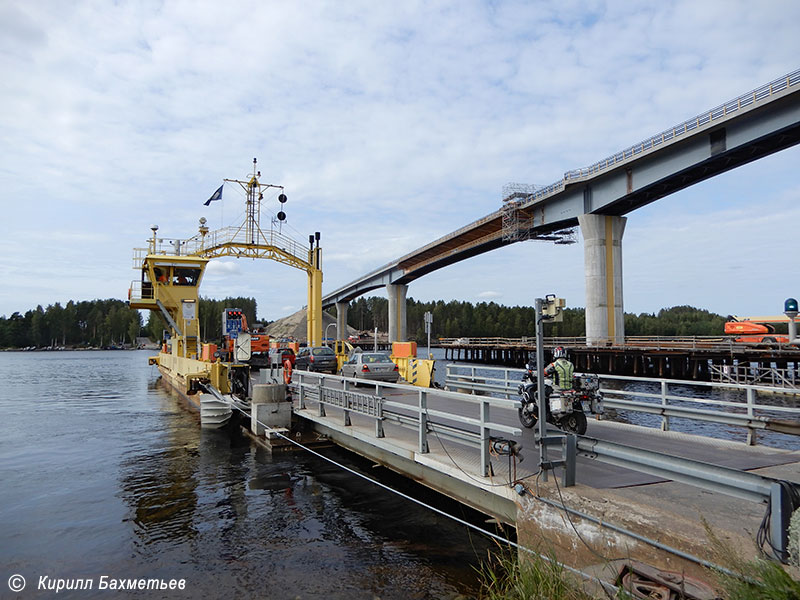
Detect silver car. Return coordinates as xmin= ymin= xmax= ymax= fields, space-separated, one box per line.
xmin=340 ymin=352 xmax=399 ymax=383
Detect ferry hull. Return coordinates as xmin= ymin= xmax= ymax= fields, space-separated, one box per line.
xmin=153 ymin=352 xmax=233 ymax=429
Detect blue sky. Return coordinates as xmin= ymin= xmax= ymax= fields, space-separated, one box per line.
xmin=1 ymin=0 xmax=798 ymax=323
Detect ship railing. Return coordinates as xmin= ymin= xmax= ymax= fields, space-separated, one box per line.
xmin=132 ymin=248 xmax=149 ymax=269
xmin=182 ymin=226 xmax=309 ymax=264
xmin=128 ymin=280 xmax=154 ymax=301
xmin=290 ymin=369 xmax=522 ymax=478
xmin=444 ymin=364 xmax=800 ymax=446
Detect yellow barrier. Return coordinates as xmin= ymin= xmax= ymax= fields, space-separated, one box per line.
xmin=390 ymin=342 xmax=435 ymax=387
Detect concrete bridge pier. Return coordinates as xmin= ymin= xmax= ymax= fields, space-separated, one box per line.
xmin=336 ymin=301 xmax=348 ymax=341
xmin=578 ymin=214 xmax=627 ymax=346
xmin=387 ymin=283 xmax=408 ymax=343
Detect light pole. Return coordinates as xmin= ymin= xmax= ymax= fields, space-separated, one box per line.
xmin=324 ymin=323 xmax=335 ymax=347
xmin=785 ymin=298 xmax=798 ymax=344
xmin=424 ymin=311 xmax=433 ymax=359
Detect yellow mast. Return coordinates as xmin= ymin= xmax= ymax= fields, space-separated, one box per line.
xmin=130 ymin=159 xmax=324 ymax=347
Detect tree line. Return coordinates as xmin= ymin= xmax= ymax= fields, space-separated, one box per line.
xmin=2 ymin=295 xmax=731 ymax=349
xmin=0 ymin=296 xmax=260 ymax=349
xmin=345 ymin=297 xmax=729 ymax=341
xmin=0 ymin=300 xmax=142 ymax=349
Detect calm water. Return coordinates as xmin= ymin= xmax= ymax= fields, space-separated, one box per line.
xmin=0 ymin=351 xmax=493 ymax=599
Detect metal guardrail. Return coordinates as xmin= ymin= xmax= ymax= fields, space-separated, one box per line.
xmin=574 ymin=434 xmax=796 ymax=561
xmin=291 ymin=367 xmax=799 ymax=561
xmin=291 ymin=370 xmax=522 ymax=477
xmin=446 ymin=364 xmax=800 ymax=561
xmin=445 ymin=364 xmax=800 ymax=445
xmin=495 ymin=69 xmax=800 ymax=211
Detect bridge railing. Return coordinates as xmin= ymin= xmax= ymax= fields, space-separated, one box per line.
xmin=444 ymin=364 xmax=800 ymax=446
xmin=563 ymin=69 xmax=800 ymax=182
xmin=497 ymin=69 xmax=800 ymax=211
xmin=291 ymin=370 xmax=522 ymax=478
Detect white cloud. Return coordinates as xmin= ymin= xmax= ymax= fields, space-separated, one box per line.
xmin=477 ymin=291 xmax=503 ymax=299
xmin=1 ymin=0 xmax=799 ymax=321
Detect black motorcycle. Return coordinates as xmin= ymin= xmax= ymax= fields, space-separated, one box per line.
xmin=517 ymin=363 xmax=602 ymax=435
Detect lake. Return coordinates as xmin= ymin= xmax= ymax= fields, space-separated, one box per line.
xmin=0 ymin=350 xmax=493 ymax=599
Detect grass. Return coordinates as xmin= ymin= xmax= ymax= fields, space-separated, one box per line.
xmin=476 ymin=546 xmax=597 ymax=600
xmin=477 ymin=529 xmax=800 ymax=600
xmin=705 ymin=524 xmax=800 ymax=600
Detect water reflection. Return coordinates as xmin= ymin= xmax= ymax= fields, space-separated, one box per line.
xmin=113 ymin=373 xmax=487 ymax=598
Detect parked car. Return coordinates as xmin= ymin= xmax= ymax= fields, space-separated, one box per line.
xmin=340 ymin=352 xmax=399 ymax=383
xmin=295 ymin=346 xmax=337 ymax=373
xmin=268 ymin=347 xmax=296 ymax=368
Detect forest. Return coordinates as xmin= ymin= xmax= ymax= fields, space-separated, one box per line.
xmin=0 ymin=299 xmax=142 ymax=349
xmin=0 ymin=296 xmax=259 ymax=349
xmin=345 ymin=297 xmax=729 ymax=342
xmin=1 ymin=295 xmax=730 ymax=349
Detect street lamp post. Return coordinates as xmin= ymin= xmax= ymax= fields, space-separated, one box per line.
xmin=324 ymin=323 xmax=335 ymax=347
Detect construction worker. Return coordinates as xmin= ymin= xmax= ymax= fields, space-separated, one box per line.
xmin=545 ymin=346 xmax=575 ymax=391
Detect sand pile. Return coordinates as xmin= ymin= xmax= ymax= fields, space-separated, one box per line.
xmin=264 ymin=308 xmax=357 ymax=342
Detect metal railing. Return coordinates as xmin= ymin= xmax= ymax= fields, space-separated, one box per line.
xmin=131 ymin=226 xmax=309 ymax=266
xmin=182 ymin=225 xmax=308 ymax=264
xmin=290 ymin=367 xmax=799 ymax=561
xmin=573 ymin=434 xmax=796 ymax=562
xmin=710 ymin=363 xmax=799 ymax=390
xmin=496 ymin=69 xmax=800 ymax=210
xmin=563 ymin=69 xmax=800 ymax=182
xmin=445 ymin=364 xmax=800 ymax=445
xmin=291 ymin=370 xmax=522 ymax=477
xmin=128 ymin=280 xmax=155 ymax=301
xmin=437 ymin=335 xmax=791 ymax=351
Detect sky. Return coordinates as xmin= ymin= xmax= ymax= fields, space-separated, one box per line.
xmin=1 ymin=0 xmax=798 ymax=325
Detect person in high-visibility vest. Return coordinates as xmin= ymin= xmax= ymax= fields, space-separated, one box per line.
xmin=545 ymin=346 xmax=575 ymax=391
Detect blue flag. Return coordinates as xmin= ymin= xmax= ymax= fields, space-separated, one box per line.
xmin=204 ymin=185 xmax=223 ymax=206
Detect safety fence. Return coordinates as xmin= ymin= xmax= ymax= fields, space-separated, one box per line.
xmin=445 ymin=364 xmax=800 ymax=446
xmin=291 ymin=370 xmax=522 ymax=477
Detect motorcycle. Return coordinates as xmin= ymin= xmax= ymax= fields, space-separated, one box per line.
xmin=517 ymin=363 xmax=603 ymax=435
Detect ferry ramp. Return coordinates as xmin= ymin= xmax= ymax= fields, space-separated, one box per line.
xmin=286 ymin=370 xmax=800 ymax=587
